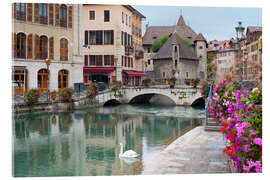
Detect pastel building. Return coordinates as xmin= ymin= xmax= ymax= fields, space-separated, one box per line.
xmin=82 ymin=5 xmax=146 ymax=86
xmin=12 ymin=3 xmax=83 ymax=94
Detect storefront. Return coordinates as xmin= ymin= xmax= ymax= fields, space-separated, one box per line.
xmin=122 ymin=70 xmax=147 ymax=86
xmin=83 ymin=67 xmax=115 ymax=86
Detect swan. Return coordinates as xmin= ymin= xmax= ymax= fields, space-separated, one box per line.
xmin=119 ymin=143 xmax=140 ymax=158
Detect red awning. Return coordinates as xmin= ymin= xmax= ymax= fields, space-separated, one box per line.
xmin=83 ymin=67 xmax=115 ymax=73
xmin=123 ymin=70 xmax=147 ymax=77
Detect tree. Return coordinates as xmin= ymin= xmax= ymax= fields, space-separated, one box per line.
xmin=207 ymin=52 xmax=216 ymax=80
xmin=152 ymin=35 xmax=169 ymax=52
xmin=180 ymin=36 xmax=194 ymax=52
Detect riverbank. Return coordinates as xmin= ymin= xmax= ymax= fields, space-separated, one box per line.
xmin=142 ymin=126 xmax=231 ymax=174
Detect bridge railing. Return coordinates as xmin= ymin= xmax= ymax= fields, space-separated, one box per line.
xmin=205 ymin=83 xmax=214 ymax=126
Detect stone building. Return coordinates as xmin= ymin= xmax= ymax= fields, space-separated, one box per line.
xmin=142 ymin=15 xmax=207 ymax=82
xmin=12 ymin=3 xmax=83 ymax=94
xmin=82 ymin=5 xmax=146 ymax=86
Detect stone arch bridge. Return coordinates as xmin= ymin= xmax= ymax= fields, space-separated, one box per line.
xmin=93 ymin=87 xmax=203 ymax=106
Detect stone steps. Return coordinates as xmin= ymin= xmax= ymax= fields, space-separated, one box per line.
xmin=205 ymin=118 xmax=220 ymax=132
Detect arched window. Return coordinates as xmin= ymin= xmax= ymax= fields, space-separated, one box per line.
xmin=37 ymin=69 xmax=48 ymax=92
xmin=60 ymin=38 xmax=68 ymax=61
xmin=16 ymin=33 xmax=26 ymax=58
xmin=58 ymin=70 xmax=68 ymax=91
xmin=60 ymin=4 xmax=67 ymax=27
xmin=40 ymin=36 xmax=48 ymax=59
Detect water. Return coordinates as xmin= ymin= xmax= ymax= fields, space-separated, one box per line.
xmin=13 ymin=105 xmax=204 ymax=177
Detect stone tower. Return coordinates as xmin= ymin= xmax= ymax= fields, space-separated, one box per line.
xmin=194 ymin=33 xmax=207 ymax=80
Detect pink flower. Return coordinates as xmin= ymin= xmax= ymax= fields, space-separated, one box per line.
xmin=253 ymin=138 xmax=262 ymax=146
xmin=243 ymin=145 xmax=250 ymax=152
xmin=249 ymin=130 xmax=257 ymax=136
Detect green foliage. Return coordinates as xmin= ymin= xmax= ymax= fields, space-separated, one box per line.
xmin=152 ymin=35 xmax=169 ymax=52
xmin=207 ymin=52 xmax=216 ymax=80
xmin=24 ymin=89 xmax=40 ymax=108
xmin=200 ymin=80 xmax=210 ymax=99
xmin=180 ymin=36 xmax=194 ymax=52
xmin=59 ymin=88 xmax=74 ymax=102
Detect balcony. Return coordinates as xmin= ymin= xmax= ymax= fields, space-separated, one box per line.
xmin=125 ymin=46 xmax=134 ymax=56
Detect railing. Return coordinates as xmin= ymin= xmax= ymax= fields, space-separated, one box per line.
xmin=205 ymin=83 xmax=214 ymax=126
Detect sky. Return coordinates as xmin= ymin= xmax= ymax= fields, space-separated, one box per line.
xmin=133 ymin=5 xmax=262 ymax=41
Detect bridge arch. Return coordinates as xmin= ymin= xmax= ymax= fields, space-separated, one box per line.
xmin=129 ymin=93 xmax=176 ymax=105
xmin=191 ymin=97 xmax=205 ymax=106
xmin=103 ymin=99 xmax=121 ymax=106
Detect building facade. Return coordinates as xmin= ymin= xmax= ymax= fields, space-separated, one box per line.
xmin=82 ymin=5 xmax=146 ymax=86
xmin=12 ymin=3 xmax=83 ymax=94
xmin=142 ymin=15 xmax=207 ymax=83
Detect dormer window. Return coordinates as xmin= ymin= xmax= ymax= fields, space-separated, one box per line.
xmin=153 ymin=36 xmax=157 ymax=39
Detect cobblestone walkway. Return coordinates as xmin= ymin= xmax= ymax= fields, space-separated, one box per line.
xmin=142 ymin=126 xmax=231 ymax=174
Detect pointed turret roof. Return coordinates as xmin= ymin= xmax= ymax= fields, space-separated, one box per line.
xmin=194 ymin=33 xmax=206 ymax=42
xmin=177 ymin=15 xmax=186 ymax=26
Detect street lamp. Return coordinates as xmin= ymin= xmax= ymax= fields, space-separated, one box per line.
xmin=235 ymin=21 xmax=245 ymax=83
xmin=244 ymin=49 xmax=248 ymax=80
xmin=45 ymin=59 xmax=51 ymax=101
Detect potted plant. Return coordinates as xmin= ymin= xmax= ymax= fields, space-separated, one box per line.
xmin=59 ymin=88 xmax=74 ymax=102
xmin=190 ymin=78 xmax=200 ymax=88
xmin=87 ymin=83 xmax=98 ymax=100
xmin=168 ymin=77 xmax=176 ymax=88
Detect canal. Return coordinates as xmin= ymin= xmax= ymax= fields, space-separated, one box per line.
xmin=13 ymin=104 xmax=204 ymax=177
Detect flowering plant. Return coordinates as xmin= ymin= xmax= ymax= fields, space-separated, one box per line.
xmin=200 ymin=80 xmax=210 ymax=99
xmin=59 ymin=88 xmax=74 ymax=102
xmin=24 ymin=88 xmax=40 ymax=106
xmin=209 ymin=80 xmax=262 ymax=173
xmin=87 ymin=83 xmax=98 ymax=100
xmin=110 ymin=81 xmax=123 ymax=97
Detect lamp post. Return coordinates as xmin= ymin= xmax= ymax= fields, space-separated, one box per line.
xmin=114 ymin=57 xmax=118 ymax=82
xmin=244 ymin=49 xmax=248 ymax=80
xmin=235 ymin=21 xmax=245 ymax=84
xmin=45 ymin=59 xmax=51 ymax=101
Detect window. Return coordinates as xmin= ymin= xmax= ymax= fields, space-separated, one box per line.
xmin=104 ymin=10 xmax=110 ymax=22
xmin=60 ymin=38 xmax=68 ymax=61
xmin=104 ymin=55 xmax=114 ymax=66
xmin=162 ymin=72 xmax=165 ymax=78
xmin=131 ymin=58 xmax=133 ymax=68
xmin=124 ymin=32 xmax=127 ymax=46
xmin=39 ymin=36 xmax=48 ymax=59
xmin=128 ymin=57 xmax=130 ymax=67
xmin=37 ymin=69 xmax=48 ymax=92
xmin=125 ymin=14 xmax=128 ymax=25
xmin=84 ymin=30 xmax=89 ymax=45
xmin=60 ymin=4 xmax=67 ymax=27
xmin=186 ymin=72 xmax=189 ymax=78
xmin=13 ymin=69 xmax=27 ymax=93
xmin=122 ymin=12 xmax=124 ymax=24
xmin=96 ymin=31 xmax=103 ymax=45
xmin=175 ymin=59 xmax=177 ymax=69
xmin=89 ymin=31 xmax=96 ymax=45
xmin=39 ymin=4 xmax=48 ymax=24
xmin=84 ymin=55 xmax=88 ymax=66
xmin=16 ymin=3 xmax=26 ymax=21
xmin=96 ymin=55 xmax=103 ymax=66
xmin=199 ymin=46 xmax=203 ymax=49
xmin=89 ymin=10 xmax=95 ymax=20
xmin=121 ymin=31 xmax=124 ymax=45
xmin=58 ymin=70 xmax=68 ymax=91
xmin=148 ymin=60 xmax=151 ymax=65
xmin=125 ymin=56 xmax=127 ymax=67
xmin=147 ymin=48 xmax=150 ymax=53
xmin=104 ymin=30 xmax=114 ymax=45
xmin=89 ymin=55 xmax=96 ymax=65
xmin=129 ymin=16 xmax=131 ymax=27
xmin=16 ymin=33 xmax=26 ymax=58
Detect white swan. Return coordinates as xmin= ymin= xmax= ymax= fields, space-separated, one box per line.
xmin=119 ymin=143 xmax=140 ymax=158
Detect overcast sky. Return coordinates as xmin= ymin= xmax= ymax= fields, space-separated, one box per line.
xmin=133 ymin=5 xmax=262 ymax=41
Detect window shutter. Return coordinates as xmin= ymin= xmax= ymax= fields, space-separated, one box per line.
xmin=27 ymin=3 xmax=32 ymax=22
xmin=49 ymin=37 xmax=54 ymax=60
xmin=49 ymin=4 xmax=54 ymax=26
xmin=27 ymin=34 xmax=33 ymax=59
xmin=84 ymin=55 xmax=88 ymax=66
xmin=111 ymin=55 xmax=114 ymax=66
xmin=84 ymin=31 xmax=88 ymax=45
xmin=111 ymin=30 xmax=114 ymax=45
xmin=13 ymin=3 xmax=16 ymax=19
xmin=35 ymin=34 xmax=40 ymax=59
xmin=34 ymin=3 xmax=39 ymax=23
xmin=65 ymin=40 xmax=68 ymax=61
xmin=13 ymin=33 xmax=17 ymax=58
xmin=68 ymin=6 xmax=72 ymax=28
xmin=55 ymin=4 xmax=60 ymax=26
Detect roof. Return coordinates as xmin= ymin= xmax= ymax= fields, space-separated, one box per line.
xmin=142 ymin=15 xmax=198 ymax=45
xmin=123 ymin=5 xmax=146 ymax=18
xmin=153 ymin=32 xmax=198 ymax=61
xmin=194 ymin=33 xmax=206 ymax=42
xmin=246 ymin=26 xmax=262 ymax=35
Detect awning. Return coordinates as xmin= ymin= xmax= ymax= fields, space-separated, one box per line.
xmin=123 ymin=70 xmax=147 ymax=77
xmin=13 ymin=66 xmax=26 ymax=71
xmin=83 ymin=67 xmax=115 ymax=73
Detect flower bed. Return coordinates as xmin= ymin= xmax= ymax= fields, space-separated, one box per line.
xmin=209 ymin=80 xmax=262 ymax=173
xmin=87 ymin=83 xmax=98 ymax=101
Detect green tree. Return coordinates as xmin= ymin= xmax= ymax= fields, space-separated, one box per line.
xmin=152 ymin=35 xmax=169 ymax=52
xmin=180 ymin=36 xmax=195 ymax=52
xmin=207 ymin=52 xmax=216 ymax=80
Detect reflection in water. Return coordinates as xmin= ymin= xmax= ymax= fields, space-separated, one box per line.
xmin=13 ymin=105 xmax=204 ymax=177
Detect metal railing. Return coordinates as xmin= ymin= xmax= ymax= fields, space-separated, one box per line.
xmin=205 ymin=83 xmax=214 ymax=126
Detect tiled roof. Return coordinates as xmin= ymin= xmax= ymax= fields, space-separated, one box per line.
xmin=153 ymin=32 xmax=198 ymax=61
xmin=194 ymin=33 xmax=206 ymax=42
xmin=142 ymin=15 xmax=198 ymax=45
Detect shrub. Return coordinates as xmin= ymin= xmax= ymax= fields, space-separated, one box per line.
xmin=59 ymin=88 xmax=74 ymax=102
xmin=24 ymin=88 xmax=40 ymax=106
